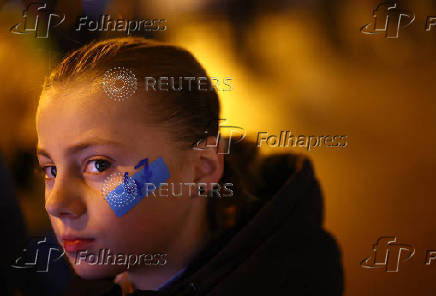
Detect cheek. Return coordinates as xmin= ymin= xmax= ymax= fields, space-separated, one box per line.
xmin=49 ymin=216 xmax=63 ymax=243
xmin=164 ymin=149 xmax=195 ymax=182
xmin=43 ymin=180 xmax=55 ymax=202
xmin=93 ymin=194 xmax=191 ymax=252
xmin=91 ymin=156 xmax=193 ymax=248
xmin=49 ymin=216 xmax=58 ymax=230
xmin=101 ymin=155 xmax=190 ymax=217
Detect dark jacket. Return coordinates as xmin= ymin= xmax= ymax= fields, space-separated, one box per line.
xmin=72 ymin=153 xmax=344 ymax=296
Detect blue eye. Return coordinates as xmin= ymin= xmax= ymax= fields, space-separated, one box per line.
xmin=86 ymin=159 xmax=111 ymax=173
xmin=43 ymin=166 xmax=57 ymax=179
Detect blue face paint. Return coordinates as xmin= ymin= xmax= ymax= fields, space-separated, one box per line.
xmin=104 ymin=156 xmax=170 ymax=217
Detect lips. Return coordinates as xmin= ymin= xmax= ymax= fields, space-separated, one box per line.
xmin=62 ymin=237 xmax=95 ymax=253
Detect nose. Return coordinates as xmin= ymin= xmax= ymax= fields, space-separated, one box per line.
xmin=45 ymin=173 xmax=87 ymax=219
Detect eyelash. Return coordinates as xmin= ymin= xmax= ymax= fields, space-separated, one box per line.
xmin=85 ymin=158 xmax=113 ymax=175
xmin=40 ymin=166 xmax=56 ymax=180
xmin=39 ymin=158 xmax=113 ymax=180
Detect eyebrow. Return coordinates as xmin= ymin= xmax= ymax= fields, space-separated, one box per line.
xmin=37 ymin=138 xmax=123 ymax=159
xmin=37 ymin=148 xmax=51 ymax=159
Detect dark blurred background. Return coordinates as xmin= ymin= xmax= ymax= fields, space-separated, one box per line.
xmin=1 ymin=0 xmax=436 ymax=295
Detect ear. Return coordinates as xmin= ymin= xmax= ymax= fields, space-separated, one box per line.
xmin=193 ymin=136 xmax=224 ymax=193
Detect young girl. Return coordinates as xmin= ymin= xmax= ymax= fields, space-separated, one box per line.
xmin=36 ymin=37 xmax=343 ymax=295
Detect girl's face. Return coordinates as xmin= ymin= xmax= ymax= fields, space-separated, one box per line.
xmin=36 ymin=82 xmax=207 ymax=279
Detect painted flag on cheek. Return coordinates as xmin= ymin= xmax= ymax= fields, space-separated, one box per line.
xmin=103 ymin=156 xmax=170 ymax=217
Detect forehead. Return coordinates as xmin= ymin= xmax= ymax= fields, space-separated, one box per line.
xmin=36 ymin=81 xmax=168 ymax=156
xmin=38 ymin=79 xmax=143 ymax=119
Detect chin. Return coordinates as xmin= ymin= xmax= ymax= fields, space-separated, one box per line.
xmin=66 ymin=253 xmax=125 ymax=279
xmin=73 ymin=263 xmax=125 ymax=279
